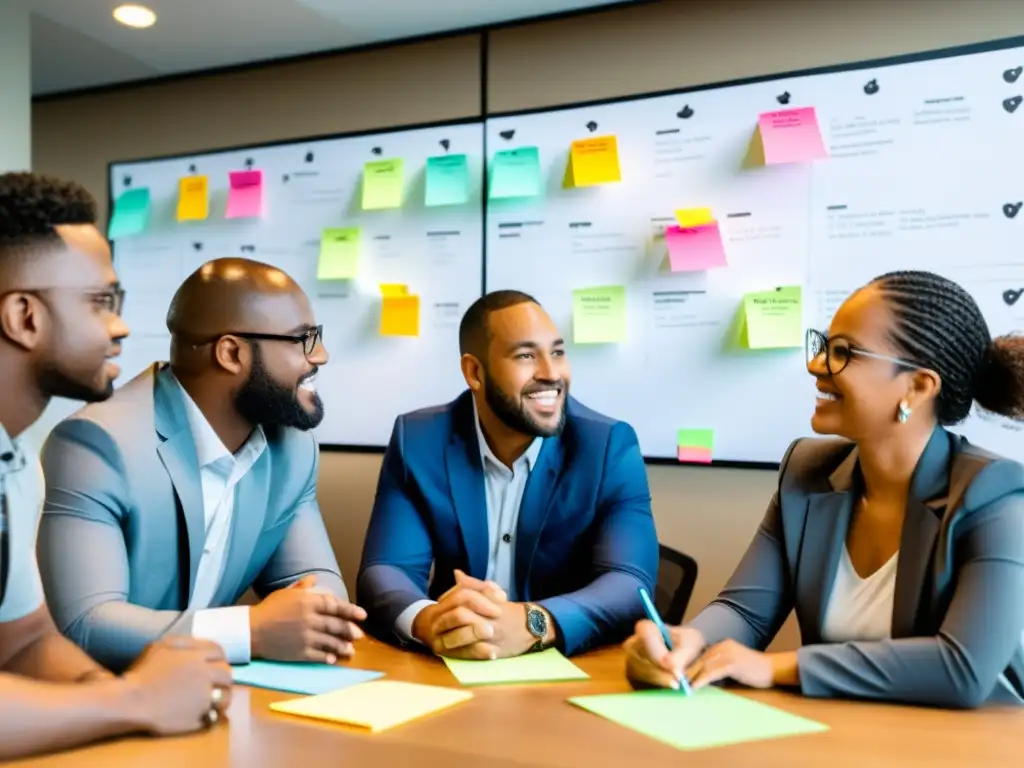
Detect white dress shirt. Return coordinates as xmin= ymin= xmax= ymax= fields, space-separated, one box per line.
xmin=395 ymin=399 xmax=543 ymax=641
xmin=175 ymin=378 xmax=267 ymax=663
xmin=821 ymin=545 xmax=899 ymax=643
xmin=0 ymin=424 xmax=46 ymax=623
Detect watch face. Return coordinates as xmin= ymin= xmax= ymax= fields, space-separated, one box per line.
xmin=527 ymin=608 xmax=547 ymax=638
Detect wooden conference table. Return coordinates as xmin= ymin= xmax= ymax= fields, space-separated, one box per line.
xmin=10 ymin=638 xmax=1023 ymax=767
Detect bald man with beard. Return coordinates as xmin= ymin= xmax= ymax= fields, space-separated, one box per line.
xmin=36 ymin=258 xmax=366 ymax=672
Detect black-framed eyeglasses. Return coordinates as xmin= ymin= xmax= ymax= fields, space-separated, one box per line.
xmin=0 ymin=284 xmax=126 ymax=316
xmin=193 ymin=325 xmax=323 ymax=357
xmin=805 ymin=328 xmax=919 ymax=376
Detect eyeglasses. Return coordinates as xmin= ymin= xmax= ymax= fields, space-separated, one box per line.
xmin=194 ymin=325 xmax=324 ymax=357
xmin=805 ymin=328 xmax=919 ymax=376
xmin=1 ymin=284 xmax=126 ymax=316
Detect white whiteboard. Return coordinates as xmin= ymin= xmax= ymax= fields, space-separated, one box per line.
xmin=485 ymin=41 xmax=1024 ymax=464
xmin=109 ymin=119 xmax=484 ymax=448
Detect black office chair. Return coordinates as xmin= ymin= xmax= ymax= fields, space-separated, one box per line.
xmin=654 ymin=544 xmax=698 ymax=625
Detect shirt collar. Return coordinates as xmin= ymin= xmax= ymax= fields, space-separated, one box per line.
xmin=171 ymin=375 xmax=267 ymax=469
xmin=471 ymin=397 xmax=543 ymax=472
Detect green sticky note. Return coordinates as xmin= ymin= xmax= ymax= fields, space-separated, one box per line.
xmin=362 ymin=158 xmax=404 ymax=210
xmin=676 ymin=429 xmax=714 ymax=463
xmin=443 ymin=649 xmax=588 ymax=686
xmin=107 ymin=188 xmax=150 ymax=240
xmin=489 ymin=147 xmax=542 ymax=200
xmin=569 ymin=688 xmax=828 ymax=751
xmin=573 ymin=285 xmax=626 ymax=344
xmin=317 ymin=227 xmax=360 ymax=280
xmin=737 ymin=286 xmax=803 ymax=349
xmin=425 ymin=154 xmax=470 ymax=206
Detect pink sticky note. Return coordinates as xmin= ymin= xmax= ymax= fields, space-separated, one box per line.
xmin=665 ymin=224 xmax=727 ymax=272
xmin=757 ymin=107 xmax=828 ymax=165
xmin=677 ymin=447 xmax=712 ymax=464
xmin=226 ymin=170 xmax=263 ymax=218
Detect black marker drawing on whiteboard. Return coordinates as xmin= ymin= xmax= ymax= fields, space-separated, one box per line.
xmin=863 ymin=79 xmax=879 ymax=95
xmin=1003 ymin=95 xmax=1022 ymax=113
xmin=677 ymin=105 xmax=694 ymax=119
xmin=1004 ymin=66 xmax=1023 ymax=84
xmin=586 ymin=121 xmax=598 ymax=133
xmin=1003 ymin=289 xmax=1023 ymax=306
xmin=1004 ymin=202 xmax=1022 ymax=218
xmin=499 ymin=129 xmax=516 ymax=141
xmin=776 ymin=91 xmax=791 ymax=105
xmin=371 ymin=147 xmax=382 ymax=156
xmin=440 ymin=139 xmax=450 ymax=151
xmin=123 ymin=175 xmax=132 ymax=187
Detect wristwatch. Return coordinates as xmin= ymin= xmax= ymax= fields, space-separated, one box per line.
xmin=525 ymin=603 xmax=548 ymax=652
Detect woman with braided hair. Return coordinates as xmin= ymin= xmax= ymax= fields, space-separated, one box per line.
xmin=625 ymin=270 xmax=1024 ymax=709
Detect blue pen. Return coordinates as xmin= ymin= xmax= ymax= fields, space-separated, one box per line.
xmin=638 ymin=586 xmax=692 ymax=695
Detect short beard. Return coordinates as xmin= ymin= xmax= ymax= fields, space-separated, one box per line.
xmin=37 ymin=365 xmax=114 ymax=404
xmin=483 ymin=369 xmax=566 ymax=438
xmin=233 ymin=345 xmax=323 ymax=431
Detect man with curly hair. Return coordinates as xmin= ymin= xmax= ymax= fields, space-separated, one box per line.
xmin=0 ymin=172 xmax=233 ymax=759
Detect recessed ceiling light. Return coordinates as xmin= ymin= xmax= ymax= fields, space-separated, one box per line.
xmin=113 ymin=4 xmax=156 ymax=29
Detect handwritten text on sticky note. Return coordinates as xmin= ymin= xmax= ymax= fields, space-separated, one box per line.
xmin=362 ymin=159 xmax=405 ymax=210
xmin=738 ymin=286 xmax=803 ymax=349
xmin=565 ymin=135 xmax=621 ymax=187
xmin=755 ymin=107 xmax=828 ymax=165
xmin=573 ymin=286 xmax=627 ymax=344
xmin=665 ymin=224 xmax=727 ymax=272
xmin=489 ymin=147 xmax=542 ymax=200
xmin=317 ymin=228 xmax=360 ymax=280
xmin=425 ymin=154 xmax=471 ymax=207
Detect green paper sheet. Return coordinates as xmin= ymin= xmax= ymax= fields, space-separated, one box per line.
xmin=425 ymin=154 xmax=471 ymax=206
xmin=737 ymin=286 xmax=803 ymax=349
xmin=569 ymin=687 xmax=828 ymax=751
xmin=443 ymin=648 xmax=589 ymax=686
xmin=489 ymin=147 xmax=542 ymax=200
xmin=317 ymin=227 xmax=360 ymax=280
xmin=573 ymin=285 xmax=626 ymax=344
xmin=107 ymin=188 xmax=150 ymax=240
xmin=362 ymin=158 xmax=404 ymax=210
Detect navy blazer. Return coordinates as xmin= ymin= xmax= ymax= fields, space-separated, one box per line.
xmin=357 ymin=391 xmax=659 ymax=655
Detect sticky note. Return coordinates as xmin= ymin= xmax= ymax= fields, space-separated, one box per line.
xmin=665 ymin=224 xmax=727 ymax=271
xmin=232 ymin=661 xmax=383 ymax=696
xmin=749 ymin=107 xmax=828 ymax=165
xmin=107 ymin=188 xmax=150 ymax=240
xmin=573 ymin=286 xmax=627 ymax=344
xmin=568 ymin=687 xmax=828 ymax=751
xmin=225 ymin=170 xmax=263 ymax=219
xmin=380 ymin=285 xmax=419 ymax=336
xmin=489 ymin=147 xmax=542 ymax=200
xmin=737 ymin=286 xmax=803 ymax=349
xmin=362 ymin=159 xmax=404 ymax=210
xmin=269 ymin=680 xmax=473 ymax=732
xmin=564 ymin=135 xmax=621 ymax=187
xmin=443 ymin=649 xmax=589 ymax=686
xmin=176 ymin=175 xmax=209 ymax=221
xmin=675 ymin=208 xmax=714 ymax=227
xmin=425 ymin=154 xmax=471 ymax=206
xmin=677 ymin=429 xmax=714 ymax=464
xmin=317 ymin=228 xmax=360 ymax=280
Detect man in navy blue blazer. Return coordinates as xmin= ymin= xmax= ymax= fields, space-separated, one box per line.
xmin=358 ymin=290 xmax=659 ymax=660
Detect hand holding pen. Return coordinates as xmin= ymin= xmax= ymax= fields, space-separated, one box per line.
xmin=625 ymin=587 xmax=705 ymax=693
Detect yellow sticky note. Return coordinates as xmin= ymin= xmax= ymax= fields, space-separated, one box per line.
xmin=572 ymin=285 xmax=627 ymax=344
xmin=269 ymin=680 xmax=473 ymax=732
xmin=176 ymin=176 xmax=208 ymax=221
xmin=362 ymin=159 xmax=404 ymax=210
xmin=564 ymin=135 xmax=621 ymax=187
xmin=380 ymin=286 xmax=419 ymax=336
xmin=674 ymin=208 xmax=714 ymax=227
xmin=317 ymin=228 xmax=360 ymax=280
xmin=444 ymin=648 xmax=589 ymax=686
xmin=737 ymin=286 xmax=803 ymax=349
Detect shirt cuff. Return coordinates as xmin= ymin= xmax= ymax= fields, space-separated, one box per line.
xmin=191 ymin=606 xmax=252 ymax=664
xmin=395 ymin=599 xmax=436 ymax=643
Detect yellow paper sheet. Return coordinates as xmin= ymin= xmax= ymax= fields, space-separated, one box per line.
xmin=674 ymin=208 xmax=714 ymax=227
xmin=362 ymin=159 xmax=405 ymax=210
xmin=317 ymin=227 xmax=360 ymax=280
xmin=269 ymin=680 xmax=473 ymax=732
xmin=565 ymin=135 xmax=622 ymax=187
xmin=572 ymin=285 xmax=627 ymax=344
xmin=380 ymin=285 xmax=419 ymax=336
xmin=177 ymin=175 xmax=209 ymax=221
xmin=444 ymin=648 xmax=588 ymax=686
xmin=737 ymin=286 xmax=803 ymax=349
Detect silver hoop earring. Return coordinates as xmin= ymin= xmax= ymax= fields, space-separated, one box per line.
xmin=897 ymin=401 xmax=912 ymax=424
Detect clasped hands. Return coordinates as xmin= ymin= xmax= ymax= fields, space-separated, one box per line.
xmin=624 ymin=621 xmax=799 ymax=692
xmin=412 ymin=570 xmax=545 ymax=660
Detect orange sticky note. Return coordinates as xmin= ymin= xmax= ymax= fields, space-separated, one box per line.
xmin=564 ymin=135 xmax=621 ymax=187
xmin=177 ymin=176 xmax=209 ymax=221
xmin=750 ymin=108 xmax=828 ymax=165
xmin=380 ymin=285 xmax=419 ymax=336
xmin=665 ymin=224 xmax=727 ymax=272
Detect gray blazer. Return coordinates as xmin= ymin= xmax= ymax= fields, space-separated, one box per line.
xmin=36 ymin=363 xmax=347 ymax=672
xmin=688 ymin=426 xmax=1024 ymax=709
